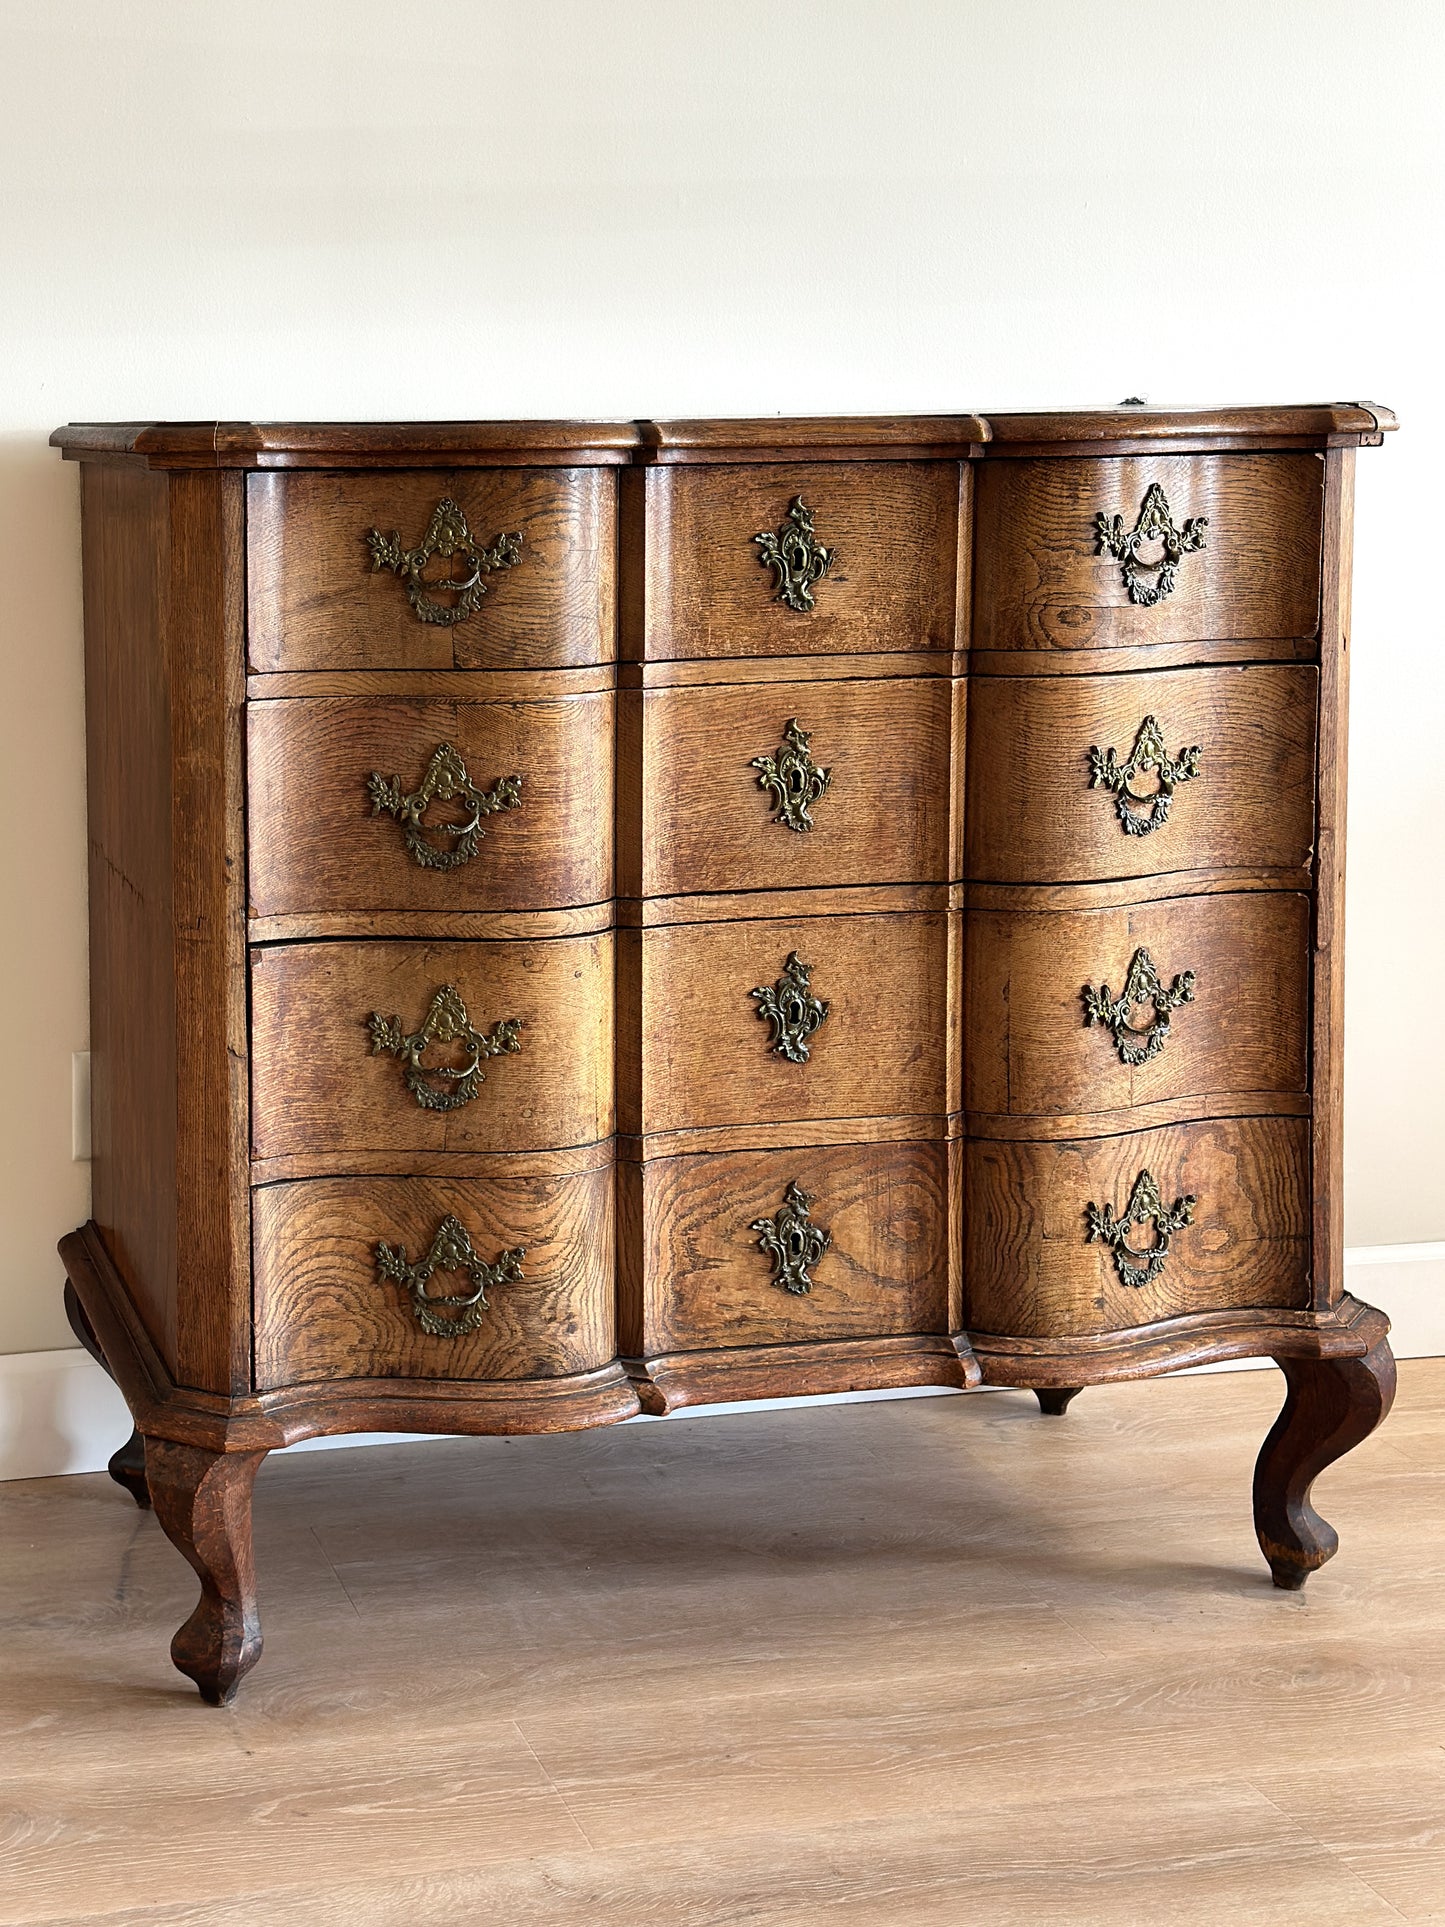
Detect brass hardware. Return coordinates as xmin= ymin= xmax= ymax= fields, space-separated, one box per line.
xmin=1088 ymin=713 xmax=1201 ymax=836
xmin=751 ymin=718 xmax=833 ymax=833
xmin=753 ymin=496 xmax=836 ymax=612
xmin=366 ymin=984 xmax=521 ymax=1112
xmin=374 ymin=1214 xmax=524 ymax=1337
xmin=1085 ymin=1169 xmax=1196 ymax=1289
xmin=366 ymin=743 xmax=522 ymax=871
xmin=1095 ymin=483 xmax=1207 ymax=606
xmin=750 ymin=1180 xmax=831 ymax=1296
xmin=365 ymin=497 xmax=522 ymax=627
xmin=1083 ymin=946 xmax=1196 ymax=1067
xmin=751 ymin=952 xmax=830 ymax=1063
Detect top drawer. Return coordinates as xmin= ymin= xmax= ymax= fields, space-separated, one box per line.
xmin=628 ymin=462 xmax=962 ymax=660
xmin=972 ymin=453 xmax=1323 ymax=656
xmin=247 ymin=469 xmax=616 ymax=671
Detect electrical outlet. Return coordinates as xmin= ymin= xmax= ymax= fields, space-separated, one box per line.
xmin=72 ymin=1051 xmax=91 ymax=1161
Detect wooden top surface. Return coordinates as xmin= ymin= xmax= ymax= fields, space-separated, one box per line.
xmin=51 ymin=404 xmax=1396 ymax=468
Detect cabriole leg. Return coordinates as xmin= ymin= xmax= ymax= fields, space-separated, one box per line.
xmin=144 ymin=1440 xmax=267 ymax=1704
xmin=1253 ymin=1341 xmax=1396 ymax=1590
xmin=62 ymin=1278 xmax=151 ymax=1506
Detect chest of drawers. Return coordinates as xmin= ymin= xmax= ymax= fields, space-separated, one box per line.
xmin=53 ymin=404 xmax=1398 ymax=1703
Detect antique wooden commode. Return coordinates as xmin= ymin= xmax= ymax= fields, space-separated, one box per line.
xmin=53 ymin=403 xmax=1397 ymax=1702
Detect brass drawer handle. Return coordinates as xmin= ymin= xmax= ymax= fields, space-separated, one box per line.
xmin=751 ymin=1180 xmax=831 ymax=1296
xmin=367 ymin=742 xmax=522 ymax=871
xmin=1083 ymin=946 xmax=1196 ymax=1066
xmin=1088 ymin=713 xmax=1200 ymax=836
xmin=366 ymin=984 xmax=521 ymax=1112
xmin=752 ymin=718 xmax=832 ymax=833
xmin=751 ymin=951 xmax=830 ymax=1063
xmin=1085 ymin=1169 xmax=1196 ymax=1289
xmin=374 ymin=1214 xmax=524 ymax=1337
xmin=753 ymin=495 xmax=835 ymax=612
xmin=1095 ymin=483 xmax=1207 ymax=606
xmin=365 ymin=497 xmax=522 ymax=627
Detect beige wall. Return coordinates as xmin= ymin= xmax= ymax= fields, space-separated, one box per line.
xmin=2 ymin=1 xmax=1441 ymax=1354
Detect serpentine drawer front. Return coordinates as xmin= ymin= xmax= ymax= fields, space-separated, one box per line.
xmin=54 ymin=404 xmax=1399 ymax=1703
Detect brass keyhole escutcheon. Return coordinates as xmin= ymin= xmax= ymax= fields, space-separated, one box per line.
xmin=751 ymin=718 xmax=832 ymax=833
xmin=365 ymin=497 xmax=523 ymax=627
xmin=753 ymin=496 xmax=836 ymax=612
xmin=1088 ymin=714 xmax=1201 ymax=836
xmin=1095 ymin=483 xmax=1207 ymax=606
xmin=366 ymin=742 xmax=522 ymax=871
xmin=365 ymin=984 xmax=521 ymax=1112
xmin=751 ymin=952 xmax=830 ymax=1063
xmin=750 ymin=1181 xmax=831 ymax=1296
xmin=1085 ymin=1169 xmax=1196 ymax=1289
xmin=1083 ymin=947 xmax=1196 ymax=1067
xmin=374 ymin=1214 xmax=524 ymax=1337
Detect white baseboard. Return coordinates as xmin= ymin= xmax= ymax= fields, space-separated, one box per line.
xmin=5 ymin=1244 xmax=1441 ymax=1483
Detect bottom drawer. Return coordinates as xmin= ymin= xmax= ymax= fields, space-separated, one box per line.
xmin=252 ymin=1167 xmax=614 ymax=1389
xmin=626 ymin=1142 xmax=948 ymax=1356
xmin=962 ymin=1116 xmax=1309 ymax=1340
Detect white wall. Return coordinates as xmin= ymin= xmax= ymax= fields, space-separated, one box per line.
xmin=2 ymin=1 xmax=1442 ymax=1360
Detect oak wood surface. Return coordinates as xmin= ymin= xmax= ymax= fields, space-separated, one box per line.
xmin=965 ymin=664 xmax=1318 ymax=884
xmin=247 ymin=904 xmax=617 ymax=945
xmin=247 ymin=468 xmax=616 ymax=671
xmin=978 ymin=401 xmax=1394 ymax=446
xmin=52 ymin=418 xmax=640 ymax=467
xmin=629 ymin=1333 xmax=976 ymax=1413
xmin=963 ymin=1116 xmax=1311 ymax=1340
xmin=144 ymin=1439 xmax=266 ymax=1704
xmin=247 ymin=690 xmax=613 ymax=916
xmin=249 ymin=936 xmax=613 ymax=1162
xmin=964 ymin=890 xmax=1310 ymax=1120
xmin=252 ymin=1168 xmax=616 ymax=1389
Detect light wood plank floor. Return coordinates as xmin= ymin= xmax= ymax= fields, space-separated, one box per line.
xmin=2 ymin=1361 xmax=1442 ymax=1925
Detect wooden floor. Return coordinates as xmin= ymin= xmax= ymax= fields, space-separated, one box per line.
xmin=2 ymin=1361 xmax=1442 ymax=1925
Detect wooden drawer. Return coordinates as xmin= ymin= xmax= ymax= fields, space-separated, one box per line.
xmin=965 ymin=891 xmax=1310 ymax=1123
xmin=248 ymin=690 xmax=613 ymax=917
xmin=627 ymin=911 xmax=950 ymax=1138
xmin=250 ymin=936 xmax=612 ymax=1164
xmin=629 ymin=1142 xmax=948 ymax=1353
xmin=963 ymin=1116 xmax=1309 ymax=1339
xmin=965 ymin=665 xmax=1317 ymax=884
xmin=631 ymin=677 xmax=954 ymax=897
xmin=252 ymin=1167 xmax=614 ymax=1389
xmin=630 ymin=462 xmax=961 ymax=660
xmin=247 ymin=468 xmax=615 ymax=671
xmin=972 ymin=453 xmax=1322 ymax=654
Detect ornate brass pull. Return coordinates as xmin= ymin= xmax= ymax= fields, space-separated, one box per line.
xmin=1095 ymin=483 xmax=1207 ymax=606
xmin=751 ymin=1180 xmax=831 ymax=1296
xmin=1085 ymin=1169 xmax=1196 ymax=1289
xmin=751 ymin=952 xmax=830 ymax=1063
xmin=1088 ymin=714 xmax=1200 ymax=836
xmin=1083 ymin=947 xmax=1196 ymax=1067
xmin=367 ymin=743 xmax=522 ymax=871
xmin=374 ymin=1214 xmax=524 ymax=1337
xmin=366 ymin=984 xmax=521 ymax=1112
xmin=754 ymin=496 xmax=835 ymax=612
xmin=365 ymin=497 xmax=522 ymax=627
xmin=751 ymin=718 xmax=832 ymax=833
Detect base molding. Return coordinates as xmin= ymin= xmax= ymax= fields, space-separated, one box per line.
xmin=625 ymin=1333 xmax=981 ymax=1415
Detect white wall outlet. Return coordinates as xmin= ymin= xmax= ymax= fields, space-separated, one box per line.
xmin=72 ymin=1051 xmax=91 ymax=1161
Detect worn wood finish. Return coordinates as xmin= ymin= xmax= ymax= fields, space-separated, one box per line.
xmin=144 ymin=1439 xmax=267 ymax=1704
xmin=247 ymin=468 xmax=616 ymax=671
xmin=629 ymin=1333 xmax=976 ymax=1413
xmin=52 ymin=418 xmax=642 ymax=467
xmin=963 ymin=1117 xmax=1311 ymax=1341
xmin=964 ymin=890 xmax=1310 ymax=1121
xmin=252 ymin=1167 xmax=615 ymax=1389
xmin=978 ymin=401 xmax=1395 ymax=448
xmin=247 ymin=690 xmax=613 ymax=916
xmin=619 ymin=676 xmax=953 ymax=898
xmin=62 ymin=1279 xmax=151 ymax=1506
xmin=965 ymin=664 xmax=1318 ymax=884
xmin=249 ymin=935 xmax=613 ymax=1163
xmin=623 ymin=1141 xmax=948 ymax=1357
xmin=625 ymin=461 xmax=961 ymax=660
xmin=638 ymin=415 xmax=988 ymax=459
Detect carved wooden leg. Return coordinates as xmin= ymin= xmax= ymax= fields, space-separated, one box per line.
xmin=1253 ymin=1341 xmax=1396 ymax=1590
xmin=144 ymin=1440 xmax=267 ymax=1704
xmin=1033 ymin=1387 xmax=1083 ymax=1416
xmin=63 ymin=1278 xmax=151 ymax=1507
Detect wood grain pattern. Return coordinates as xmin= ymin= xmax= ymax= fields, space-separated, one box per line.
xmin=978 ymin=401 xmax=1394 ymax=446
xmin=964 ymin=891 xmax=1309 ymax=1119
xmin=629 ymin=1333 xmax=975 ymax=1413
xmin=623 ymin=676 xmax=953 ymax=897
xmin=247 ymin=468 xmax=616 ymax=671
xmin=973 ymin=453 xmax=1323 ymax=653
xmin=965 ymin=665 xmax=1318 ymax=884
xmin=963 ymin=1117 xmax=1311 ymax=1341
xmin=627 ymin=461 xmax=960 ymax=660
xmin=252 ymin=1168 xmax=615 ymax=1389
xmin=247 ymin=691 xmax=613 ymax=916
xmin=249 ymin=936 xmax=613 ymax=1162
xmin=52 ymin=418 xmax=641 ymax=466
xmin=628 ymin=1142 xmax=949 ymax=1355
xmin=144 ymin=1439 xmax=266 ymax=1703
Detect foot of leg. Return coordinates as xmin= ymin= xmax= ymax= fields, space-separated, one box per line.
xmin=1033 ymin=1387 xmax=1083 ymax=1417
xmin=144 ymin=1440 xmax=267 ymax=1704
xmin=1253 ymin=1340 xmax=1396 ymax=1590
xmin=108 ymin=1428 xmax=152 ymax=1508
